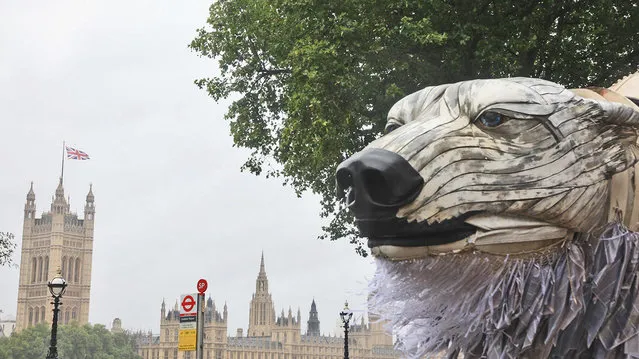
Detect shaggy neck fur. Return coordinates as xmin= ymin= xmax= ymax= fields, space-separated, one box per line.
xmin=369 ymin=224 xmax=639 ymax=359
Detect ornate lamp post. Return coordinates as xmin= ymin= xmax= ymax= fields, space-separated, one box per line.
xmin=46 ymin=271 xmax=67 ymax=359
xmin=339 ymin=301 xmax=353 ymax=359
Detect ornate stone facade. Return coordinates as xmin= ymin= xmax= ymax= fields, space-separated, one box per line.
xmin=15 ymin=179 xmax=95 ymax=331
xmin=137 ymin=255 xmax=400 ymax=359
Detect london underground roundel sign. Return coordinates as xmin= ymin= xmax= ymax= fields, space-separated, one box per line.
xmin=181 ymin=295 xmax=195 ymax=312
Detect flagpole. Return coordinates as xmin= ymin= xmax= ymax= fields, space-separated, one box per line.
xmin=61 ymin=141 xmax=65 ymax=184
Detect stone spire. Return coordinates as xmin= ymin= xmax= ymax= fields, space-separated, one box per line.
xmin=55 ymin=177 xmax=64 ymax=198
xmin=256 ymin=251 xmax=268 ymax=294
xmin=86 ymin=183 xmax=94 ymax=202
xmin=248 ymin=253 xmax=275 ymax=336
xmin=24 ymin=182 xmax=36 ymax=219
xmin=84 ymin=184 xmax=95 ymax=221
xmin=27 ymin=182 xmax=35 ymax=201
xmin=51 ymin=177 xmax=69 ymax=214
xmin=307 ymin=299 xmax=320 ymax=336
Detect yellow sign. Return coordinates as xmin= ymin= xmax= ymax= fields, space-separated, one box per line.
xmin=178 ymin=329 xmax=196 ymax=351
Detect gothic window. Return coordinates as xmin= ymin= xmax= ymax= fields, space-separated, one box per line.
xmin=75 ymin=258 xmax=81 ymax=282
xmin=164 ymin=350 xmax=168 ymax=359
xmin=65 ymin=309 xmax=70 ymax=324
xmin=31 ymin=258 xmax=37 ymax=283
xmin=61 ymin=256 xmax=67 ymax=279
xmin=37 ymin=257 xmax=43 ymax=282
xmin=28 ymin=307 xmax=33 ymax=327
xmin=68 ymin=257 xmax=74 ymax=283
xmin=185 ymin=352 xmax=191 ymax=359
xmin=72 ymin=307 xmax=77 ymax=320
xmin=41 ymin=306 xmax=46 ymax=324
xmin=34 ymin=308 xmax=39 ymax=324
xmin=44 ymin=256 xmax=49 ymax=281
xmin=173 ymin=349 xmax=178 ymax=359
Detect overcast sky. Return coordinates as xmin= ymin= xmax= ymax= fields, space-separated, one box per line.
xmin=0 ymin=0 xmax=375 ymax=335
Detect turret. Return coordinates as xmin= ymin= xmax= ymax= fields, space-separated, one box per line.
xmin=161 ymin=299 xmax=166 ymax=322
xmin=84 ymin=184 xmax=95 ymax=221
xmin=51 ymin=178 xmax=69 ymax=214
xmin=223 ymin=302 xmax=228 ymax=322
xmin=24 ymin=182 xmax=36 ymax=220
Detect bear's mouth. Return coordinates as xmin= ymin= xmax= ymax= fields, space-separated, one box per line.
xmin=360 ymin=212 xmax=573 ymax=258
xmin=358 ymin=212 xmax=479 ymax=248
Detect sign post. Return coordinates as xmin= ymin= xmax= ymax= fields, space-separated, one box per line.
xmin=178 ymin=294 xmax=197 ymax=351
xmin=196 ymin=279 xmax=208 ymax=359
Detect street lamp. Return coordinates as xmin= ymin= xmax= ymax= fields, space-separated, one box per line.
xmin=339 ymin=301 xmax=353 ymax=359
xmin=46 ymin=271 xmax=67 ymax=359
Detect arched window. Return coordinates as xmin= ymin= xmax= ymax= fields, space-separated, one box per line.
xmin=61 ymin=256 xmax=67 ymax=279
xmin=34 ymin=308 xmax=39 ymax=324
xmin=37 ymin=257 xmax=43 ymax=282
xmin=75 ymin=258 xmax=81 ymax=283
xmin=41 ymin=306 xmax=46 ymax=324
xmin=28 ymin=307 xmax=33 ymax=327
xmin=31 ymin=258 xmax=37 ymax=283
xmin=65 ymin=309 xmax=70 ymax=324
xmin=72 ymin=307 xmax=77 ymax=321
xmin=44 ymin=256 xmax=49 ymax=281
xmin=68 ymin=257 xmax=74 ymax=283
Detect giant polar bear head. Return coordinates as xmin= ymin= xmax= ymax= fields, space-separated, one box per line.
xmin=336 ymin=76 xmax=639 ymax=358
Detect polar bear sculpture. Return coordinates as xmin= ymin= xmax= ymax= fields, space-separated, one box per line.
xmin=336 ymin=74 xmax=639 ymax=358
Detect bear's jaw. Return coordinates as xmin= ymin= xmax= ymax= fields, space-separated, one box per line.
xmin=369 ymin=213 xmax=573 ymax=259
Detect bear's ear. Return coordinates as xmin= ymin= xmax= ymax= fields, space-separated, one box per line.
xmin=598 ymin=100 xmax=639 ymax=128
xmin=571 ymin=87 xmax=639 ymax=128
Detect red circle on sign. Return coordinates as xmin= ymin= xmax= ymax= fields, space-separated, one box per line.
xmin=181 ymin=295 xmax=195 ymax=312
xmin=197 ymin=279 xmax=208 ymax=294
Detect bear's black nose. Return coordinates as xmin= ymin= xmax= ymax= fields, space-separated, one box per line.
xmin=336 ymin=148 xmax=423 ymax=219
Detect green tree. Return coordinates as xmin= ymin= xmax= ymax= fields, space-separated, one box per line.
xmin=0 ymin=323 xmax=141 ymax=359
xmin=190 ymin=0 xmax=639 ymax=255
xmin=0 ymin=232 xmax=16 ymax=266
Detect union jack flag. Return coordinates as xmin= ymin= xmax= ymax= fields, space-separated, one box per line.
xmin=66 ymin=146 xmax=90 ymax=160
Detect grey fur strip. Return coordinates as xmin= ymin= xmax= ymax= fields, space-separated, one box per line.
xmin=368 ymin=224 xmax=639 ymax=358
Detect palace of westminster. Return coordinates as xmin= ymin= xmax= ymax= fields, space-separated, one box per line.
xmin=6 ymin=179 xmax=403 ymax=359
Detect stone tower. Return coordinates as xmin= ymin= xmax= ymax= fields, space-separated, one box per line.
xmin=306 ymin=299 xmax=320 ymax=336
xmin=15 ymin=179 xmax=95 ymax=331
xmin=247 ymin=252 xmax=276 ymax=337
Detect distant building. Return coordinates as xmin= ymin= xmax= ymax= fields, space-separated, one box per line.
xmin=15 ymin=179 xmax=95 ymax=331
xmin=136 ymin=254 xmax=400 ymax=359
xmin=0 ymin=312 xmax=16 ymax=337
xmin=112 ymin=318 xmax=124 ymax=334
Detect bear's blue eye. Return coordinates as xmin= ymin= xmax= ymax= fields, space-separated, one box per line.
xmin=385 ymin=123 xmax=402 ymax=134
xmin=477 ymin=111 xmax=506 ymax=128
